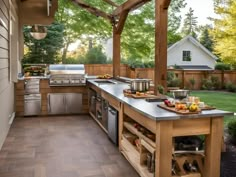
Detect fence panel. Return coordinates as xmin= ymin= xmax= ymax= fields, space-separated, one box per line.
xmin=83 ymin=64 xmax=236 ymax=89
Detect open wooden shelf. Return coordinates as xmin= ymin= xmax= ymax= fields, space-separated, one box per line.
xmin=172 ymin=172 xmax=201 ymax=177
xmin=141 ymin=139 xmax=155 ymax=154
xmin=121 ymin=135 xmax=153 ymax=177
xmin=123 ymin=121 xmax=156 ymax=148
xmin=89 ymin=111 xmax=108 ymax=134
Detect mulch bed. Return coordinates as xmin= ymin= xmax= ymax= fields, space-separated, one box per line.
xmin=221 ymin=152 xmax=236 ymax=177
xmin=221 ymin=129 xmax=236 ymax=177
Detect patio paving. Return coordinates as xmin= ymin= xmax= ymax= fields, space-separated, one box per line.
xmin=0 ymin=115 xmax=235 ymax=177
xmin=0 ymin=115 xmax=139 ymax=177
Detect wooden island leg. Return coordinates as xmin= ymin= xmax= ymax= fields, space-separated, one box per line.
xmin=155 ymin=121 xmax=173 ymax=177
xmin=203 ymin=117 xmax=223 ymax=177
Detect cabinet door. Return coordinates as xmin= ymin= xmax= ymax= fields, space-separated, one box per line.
xmin=65 ymin=93 xmax=82 ymax=113
xmin=48 ymin=94 xmax=65 ymax=114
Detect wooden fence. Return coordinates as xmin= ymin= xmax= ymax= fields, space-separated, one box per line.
xmin=84 ymin=64 xmax=236 ymax=90
xmin=84 ymin=64 xmax=128 ymax=77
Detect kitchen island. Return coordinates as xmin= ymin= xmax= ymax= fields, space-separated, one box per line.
xmin=87 ymin=79 xmax=233 ymax=177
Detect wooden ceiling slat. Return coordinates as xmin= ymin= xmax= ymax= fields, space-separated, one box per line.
xmin=112 ymin=0 xmax=150 ymax=16
xmin=72 ymin=0 xmax=113 ymax=23
xmin=102 ymin=0 xmax=119 ymax=7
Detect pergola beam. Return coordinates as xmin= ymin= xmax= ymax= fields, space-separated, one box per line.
xmin=163 ymin=0 xmax=171 ymax=9
xmin=72 ymin=0 xmax=113 ymax=23
xmin=154 ymin=0 xmax=170 ymax=94
xmin=112 ymin=10 xmax=129 ymax=77
xmin=115 ymin=10 xmax=129 ymax=35
xmin=112 ymin=0 xmax=151 ymax=16
xmin=102 ymin=0 xmax=119 ymax=7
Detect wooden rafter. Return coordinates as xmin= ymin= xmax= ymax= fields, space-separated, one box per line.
xmin=163 ymin=0 xmax=171 ymax=9
xmin=112 ymin=0 xmax=151 ymax=16
xmin=72 ymin=0 xmax=113 ymax=23
xmin=115 ymin=10 xmax=129 ymax=34
xmin=130 ymin=0 xmax=150 ymax=12
xmin=102 ymin=0 xmax=119 ymax=7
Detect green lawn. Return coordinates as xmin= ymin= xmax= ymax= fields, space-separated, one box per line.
xmin=190 ymin=91 xmax=236 ymax=125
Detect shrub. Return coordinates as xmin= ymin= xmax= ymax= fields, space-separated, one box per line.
xmin=228 ymin=119 xmax=236 ymax=140
xmin=167 ymin=71 xmax=181 ymax=87
xmin=189 ymin=77 xmax=195 ymax=90
xmin=210 ymin=76 xmax=220 ymax=89
xmin=201 ymin=78 xmax=213 ymax=90
xmin=225 ymin=82 xmax=236 ymax=92
xmin=123 ymin=59 xmax=154 ymax=68
xmin=215 ymin=63 xmax=231 ymax=70
xmin=201 ymin=76 xmax=220 ymax=90
xmin=63 ymin=57 xmax=79 ymax=64
xmin=157 ymin=85 xmax=164 ymax=94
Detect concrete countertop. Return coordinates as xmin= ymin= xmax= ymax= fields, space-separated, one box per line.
xmin=18 ymin=76 xmax=50 ymax=80
xmin=87 ymin=79 xmax=233 ymax=121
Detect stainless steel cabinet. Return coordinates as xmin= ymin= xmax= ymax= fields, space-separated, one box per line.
xmin=24 ymin=94 xmax=41 ymax=116
xmin=48 ymin=94 xmax=65 ymax=114
xmin=108 ymin=106 xmax=118 ymax=145
xmin=66 ymin=93 xmax=82 ymax=113
xmin=48 ymin=93 xmax=82 ymax=114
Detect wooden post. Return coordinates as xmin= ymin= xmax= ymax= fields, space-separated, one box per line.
xmin=118 ymin=102 xmax=124 ymax=151
xmin=113 ymin=27 xmax=121 ymax=77
xmin=203 ymin=117 xmax=223 ymax=177
xmin=182 ymin=70 xmax=185 ymax=89
xmin=112 ymin=10 xmax=129 ymax=78
xmin=221 ymin=70 xmax=224 ymax=89
xmin=155 ymin=120 xmax=173 ymax=177
xmin=154 ymin=0 xmax=170 ymax=94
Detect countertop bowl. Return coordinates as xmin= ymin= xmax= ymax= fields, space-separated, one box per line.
xmin=170 ymin=89 xmax=190 ymax=100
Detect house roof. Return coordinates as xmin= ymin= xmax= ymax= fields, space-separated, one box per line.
xmin=168 ymin=35 xmax=218 ymax=60
xmin=176 ymin=65 xmax=213 ymax=70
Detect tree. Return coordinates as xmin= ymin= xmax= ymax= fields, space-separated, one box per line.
xmin=121 ymin=0 xmax=186 ymax=60
xmin=211 ymin=0 xmax=236 ymax=66
xmin=181 ymin=8 xmax=198 ymax=38
xmin=23 ymin=22 xmax=64 ymax=64
xmin=55 ymin=0 xmax=111 ymax=63
xmin=78 ymin=46 xmax=107 ymax=64
xmin=199 ymin=25 xmax=214 ymax=52
xmin=168 ymin=0 xmax=186 ymax=44
xmin=54 ymin=0 xmax=186 ymax=63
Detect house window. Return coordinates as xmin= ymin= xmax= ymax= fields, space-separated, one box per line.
xmin=182 ymin=51 xmax=191 ymax=61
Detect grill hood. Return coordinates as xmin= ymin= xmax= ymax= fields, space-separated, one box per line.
xmin=49 ymin=64 xmax=85 ymax=75
xmin=49 ymin=64 xmax=86 ymax=86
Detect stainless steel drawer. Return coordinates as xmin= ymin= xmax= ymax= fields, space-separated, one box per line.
xmin=24 ymin=94 xmax=41 ymax=116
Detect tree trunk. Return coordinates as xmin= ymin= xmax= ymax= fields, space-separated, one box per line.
xmin=88 ymin=38 xmax=93 ymax=50
xmin=62 ymin=42 xmax=70 ymax=64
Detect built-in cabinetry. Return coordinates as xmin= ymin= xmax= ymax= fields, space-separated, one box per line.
xmin=15 ymin=79 xmax=88 ymax=116
xmin=47 ymin=93 xmax=82 ymax=114
xmin=88 ymin=83 xmax=120 ymax=145
xmin=88 ymin=88 xmax=111 ymax=133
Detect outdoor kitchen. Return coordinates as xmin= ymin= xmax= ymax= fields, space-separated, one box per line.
xmin=14 ymin=65 xmax=234 ymax=177
xmin=1 ymin=0 xmax=236 ymax=177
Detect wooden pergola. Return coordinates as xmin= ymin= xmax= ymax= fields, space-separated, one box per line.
xmin=18 ymin=0 xmax=170 ymax=93
xmin=71 ymin=0 xmax=171 ymax=94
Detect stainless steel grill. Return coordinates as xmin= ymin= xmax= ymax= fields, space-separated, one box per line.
xmin=49 ymin=64 xmax=86 ymax=86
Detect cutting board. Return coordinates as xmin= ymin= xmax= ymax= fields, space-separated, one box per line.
xmin=131 ymin=94 xmax=160 ymax=99
xmin=158 ymin=104 xmax=201 ymax=114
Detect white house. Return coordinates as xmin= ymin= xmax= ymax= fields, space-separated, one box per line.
xmin=167 ymin=35 xmax=217 ymax=70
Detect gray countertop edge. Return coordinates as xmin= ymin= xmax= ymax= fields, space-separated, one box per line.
xmin=87 ymin=80 xmax=234 ymax=121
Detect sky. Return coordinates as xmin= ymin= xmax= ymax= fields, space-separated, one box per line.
xmin=181 ymin=0 xmax=216 ymax=26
